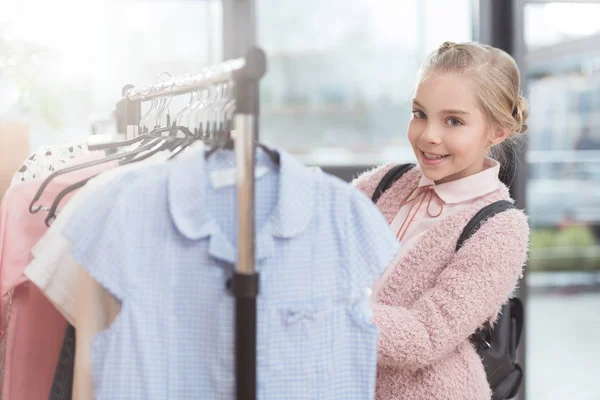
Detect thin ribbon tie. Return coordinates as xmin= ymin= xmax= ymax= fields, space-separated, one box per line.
xmin=395 ymin=186 xmax=444 ymax=241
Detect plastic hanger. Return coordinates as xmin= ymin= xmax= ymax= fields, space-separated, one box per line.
xmin=42 ymin=135 xmax=188 ymax=226
xmin=89 ymin=73 xmax=174 ymax=152
xmin=167 ymin=89 xmax=208 ymax=159
xmin=43 ymin=122 xmax=194 ymax=223
xmin=204 ymin=82 xmax=280 ymax=165
xmin=118 ymin=125 xmax=192 ymax=166
xmin=44 ymin=177 xmax=91 ymax=226
xmin=29 ymin=133 xmax=171 ymax=214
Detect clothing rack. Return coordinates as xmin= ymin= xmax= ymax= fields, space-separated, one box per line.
xmin=116 ymin=47 xmax=267 ymax=400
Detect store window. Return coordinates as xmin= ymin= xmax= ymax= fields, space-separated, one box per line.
xmin=2 ymin=0 xmax=474 ymax=162
xmin=257 ymin=0 xmax=474 ymax=165
xmin=524 ymin=3 xmax=600 ymax=399
xmin=0 ymin=0 xmax=222 ymax=151
xmin=524 ymin=2 xmax=600 ymax=278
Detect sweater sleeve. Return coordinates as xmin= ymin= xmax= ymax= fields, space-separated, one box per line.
xmin=373 ymin=209 xmax=530 ymax=370
xmin=350 ymin=163 xmax=395 ymax=199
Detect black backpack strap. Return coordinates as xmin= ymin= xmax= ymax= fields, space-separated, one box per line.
xmin=456 ymin=200 xmax=515 ymax=252
xmin=371 ymin=163 xmax=416 ymax=203
xmin=460 ymin=200 xmax=518 ymax=351
xmin=509 ymin=297 xmax=524 ymax=350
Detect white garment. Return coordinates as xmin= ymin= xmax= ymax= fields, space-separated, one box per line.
xmin=11 ymin=143 xmax=88 ymax=185
xmin=24 ymin=142 xmax=204 ymax=325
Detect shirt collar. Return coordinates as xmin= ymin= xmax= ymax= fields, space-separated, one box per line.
xmin=167 ymin=145 xmax=316 ymax=242
xmin=418 ymin=158 xmax=501 ymax=204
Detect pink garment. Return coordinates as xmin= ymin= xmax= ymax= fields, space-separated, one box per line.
xmin=0 ymin=158 xmax=116 ymax=400
xmin=353 ymin=164 xmax=529 ymax=400
xmin=372 ymin=159 xmax=501 ymax=297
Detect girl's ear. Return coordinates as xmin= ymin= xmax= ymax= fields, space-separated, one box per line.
xmin=489 ymin=126 xmax=511 ymax=146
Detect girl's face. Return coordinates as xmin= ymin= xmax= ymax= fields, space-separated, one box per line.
xmin=408 ymin=72 xmax=508 ymax=184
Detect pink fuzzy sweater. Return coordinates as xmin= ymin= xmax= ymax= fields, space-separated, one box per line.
xmin=353 ymin=164 xmax=530 ymax=400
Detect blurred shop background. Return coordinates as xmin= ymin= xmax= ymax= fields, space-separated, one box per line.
xmin=0 ymin=0 xmax=599 ymax=399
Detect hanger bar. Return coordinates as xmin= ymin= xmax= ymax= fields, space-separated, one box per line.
xmin=125 ymin=48 xmax=266 ymax=102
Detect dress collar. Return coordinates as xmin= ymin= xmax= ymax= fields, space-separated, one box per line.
xmin=167 ymin=146 xmax=317 ymax=263
xmin=418 ymin=158 xmax=501 ymax=204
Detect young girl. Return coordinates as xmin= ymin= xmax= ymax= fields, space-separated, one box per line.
xmin=353 ymin=41 xmax=530 ymax=400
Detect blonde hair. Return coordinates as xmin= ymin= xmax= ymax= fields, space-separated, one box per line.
xmin=418 ymin=41 xmax=529 ymax=138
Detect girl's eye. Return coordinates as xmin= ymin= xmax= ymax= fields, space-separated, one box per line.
xmin=412 ymin=110 xmax=426 ymax=119
xmin=446 ymin=118 xmax=462 ymax=127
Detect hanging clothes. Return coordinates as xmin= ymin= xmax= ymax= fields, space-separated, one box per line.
xmin=0 ymin=157 xmax=117 ymax=400
xmin=0 ymin=146 xmax=95 ymax=400
xmin=63 ymin=147 xmax=399 ymax=400
xmin=22 ymin=143 xmax=204 ymax=400
xmin=24 ymin=147 xmax=190 ymax=325
xmin=41 ymin=148 xmax=200 ymax=400
xmin=0 ymin=147 xmax=98 ymax=399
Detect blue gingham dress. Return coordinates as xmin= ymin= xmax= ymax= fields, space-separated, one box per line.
xmin=64 ymin=148 xmax=399 ymax=400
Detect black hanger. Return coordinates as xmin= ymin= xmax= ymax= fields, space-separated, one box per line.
xmin=167 ymin=131 xmax=199 ymax=160
xmin=87 ymin=111 xmax=187 ymax=152
xmin=87 ymin=122 xmax=166 ymax=152
xmin=206 ymin=142 xmax=280 ymax=165
xmin=119 ymin=135 xmax=182 ymax=165
xmin=204 ymin=119 xmax=232 ymax=158
xmin=122 ymin=123 xmax=194 ymax=162
xmin=94 ymin=115 xmax=191 ymax=160
xmin=87 ymin=134 xmax=148 ymax=152
xmin=44 ymin=176 xmax=92 ymax=226
xmin=44 ymin=138 xmax=175 ymax=225
xmin=29 ymin=136 xmax=170 ymax=213
xmin=42 ymin=88 xmax=192 ymax=221
xmin=204 ymin=119 xmax=280 ymax=165
xmin=43 ymin=134 xmax=191 ymax=225
xmin=168 ymin=115 xmax=212 ymax=160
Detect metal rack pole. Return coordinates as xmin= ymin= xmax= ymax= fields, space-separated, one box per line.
xmin=234 ymin=114 xmax=257 ymax=400
xmin=113 ymin=47 xmax=266 ymax=400
xmin=231 ymin=47 xmax=266 ymax=400
xmin=114 ymin=48 xmax=264 ymax=134
xmin=125 ymin=56 xmax=251 ymax=101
